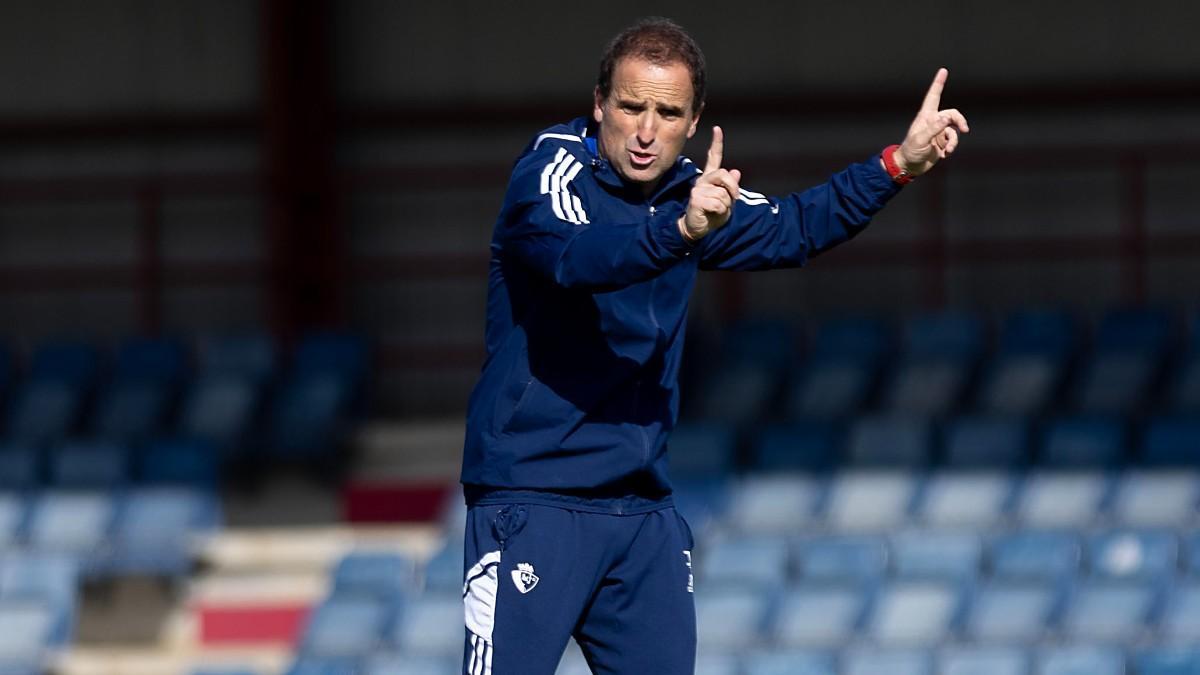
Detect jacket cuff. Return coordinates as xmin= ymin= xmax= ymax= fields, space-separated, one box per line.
xmin=649 ymin=208 xmax=698 ymax=259
xmin=865 ymin=153 xmax=907 ymax=200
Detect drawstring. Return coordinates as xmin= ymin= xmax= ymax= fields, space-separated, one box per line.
xmin=492 ymin=505 xmax=528 ymax=552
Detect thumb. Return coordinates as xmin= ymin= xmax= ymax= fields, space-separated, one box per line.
xmin=730 ymin=169 xmax=742 ymax=184
xmin=703 ymin=126 xmax=724 ymax=173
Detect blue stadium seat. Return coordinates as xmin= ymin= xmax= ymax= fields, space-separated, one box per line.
xmin=1061 ymin=581 xmax=1157 ymax=642
xmin=1111 ymin=470 xmax=1199 ymax=526
xmin=698 ymin=535 xmax=789 ymax=588
xmin=106 ymin=487 xmax=220 ymax=576
xmin=669 ymin=422 xmax=738 ymax=478
xmin=726 ymin=474 xmax=820 ymax=534
xmin=844 ymin=648 xmax=934 ymax=675
xmin=1088 ymin=530 xmax=1178 ymax=580
xmin=743 ymin=649 xmax=836 ymax=675
xmin=697 ymin=319 xmax=794 ymax=425
xmin=266 ymin=332 xmax=368 ymax=462
xmin=693 ymin=652 xmax=741 ymax=675
xmin=962 ymin=582 xmax=1059 ymax=643
xmin=1037 ymin=645 xmax=1124 ymax=675
xmin=1039 ymin=416 xmax=1126 ymax=467
xmin=1169 ymin=318 xmax=1200 ymax=414
xmin=266 ymin=371 xmax=355 ymax=460
xmin=298 ymin=596 xmax=392 ymax=657
xmin=1072 ymin=307 xmax=1172 ymax=415
xmin=283 ymin=657 xmax=359 ymax=675
xmin=26 ymin=491 xmax=115 ymax=557
xmin=89 ymin=336 xmax=186 ymax=443
xmin=200 ymin=334 xmax=276 ymax=383
xmin=388 ymin=592 xmax=460 ymax=654
xmin=866 ymin=582 xmax=961 ymax=646
xmin=976 ymin=309 xmax=1075 ymax=416
xmin=0 ymin=553 xmax=80 ymax=603
xmin=48 ymin=440 xmax=130 ymax=488
xmin=137 ymin=437 xmax=219 ymax=488
xmin=846 ymin=415 xmax=933 ymax=466
xmin=178 ymin=373 xmax=261 ymax=460
xmin=880 ymin=310 xmax=984 ymax=416
xmin=363 ymin=652 xmax=459 ymax=675
xmin=752 ymin=422 xmax=839 ymax=472
xmin=0 ymin=599 xmax=68 ymax=670
xmin=1188 ymin=534 xmax=1200 ymax=577
xmin=793 ymin=535 xmax=888 ymax=584
xmin=0 ymin=443 xmax=40 ymax=491
xmin=890 ymin=531 xmax=982 ymax=581
xmin=672 ymin=478 xmax=731 ymax=538
xmin=696 ymin=362 xmax=781 ymax=425
xmin=0 ymin=495 xmax=26 ymax=549
xmin=825 ymin=472 xmax=917 ymax=532
xmin=771 ymin=586 xmax=866 ymax=647
xmin=421 ymin=542 xmax=464 ymax=594
xmin=1015 ymin=472 xmax=1110 ymax=528
xmin=1142 ymin=417 xmax=1200 ymax=466
xmin=1132 ymin=647 xmax=1200 ymax=675
xmin=943 ymin=416 xmax=1030 ymax=468
xmin=293 ymin=332 xmax=369 ymax=383
xmin=939 ymin=647 xmax=1028 ymax=675
xmin=916 ymin=471 xmax=1013 ymax=529
xmin=90 ymin=380 xmax=173 ymax=443
xmin=332 ymin=551 xmax=415 ymax=600
xmin=784 ymin=316 xmax=890 ymax=420
xmin=1160 ymin=582 xmax=1200 ymax=642
xmin=6 ymin=341 xmax=98 ymax=445
xmin=990 ymin=531 xmax=1081 ymax=581
xmin=179 ymin=333 xmax=277 ymax=459
xmin=694 ymin=585 xmax=770 ymax=650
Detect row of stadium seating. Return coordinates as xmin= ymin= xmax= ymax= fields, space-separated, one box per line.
xmin=0 ymin=486 xmax=218 ymax=673
xmin=273 ymin=536 xmax=1200 ymax=675
xmin=671 ymin=414 xmax=1200 ymax=473
xmin=275 ymin=644 xmax=1200 ymax=675
xmin=687 ymin=307 xmax=1200 ymax=425
xmin=0 ymin=332 xmax=369 ymax=472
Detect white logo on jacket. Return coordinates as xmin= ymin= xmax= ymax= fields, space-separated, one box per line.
xmin=511 ymin=562 xmax=539 ymax=594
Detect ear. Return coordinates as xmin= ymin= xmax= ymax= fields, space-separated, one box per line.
xmin=593 ymin=86 xmax=605 ymax=124
xmin=686 ymin=104 xmax=703 ymax=139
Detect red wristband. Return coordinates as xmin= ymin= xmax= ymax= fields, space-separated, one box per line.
xmin=882 ymin=144 xmax=914 ymax=185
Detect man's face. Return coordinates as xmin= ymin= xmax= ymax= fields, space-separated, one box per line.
xmin=593 ymin=57 xmax=700 ymax=194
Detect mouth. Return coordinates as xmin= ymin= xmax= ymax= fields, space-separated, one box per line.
xmin=628 ymin=150 xmax=656 ymax=169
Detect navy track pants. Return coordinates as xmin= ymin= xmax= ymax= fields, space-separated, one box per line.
xmin=461 ymin=502 xmax=696 ymax=675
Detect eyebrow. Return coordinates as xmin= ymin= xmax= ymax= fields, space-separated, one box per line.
xmin=615 ymin=98 xmax=684 ymax=116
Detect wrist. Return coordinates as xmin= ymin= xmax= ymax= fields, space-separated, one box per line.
xmin=678 ymin=216 xmax=702 ymax=243
xmin=882 ymin=144 xmax=915 ymax=185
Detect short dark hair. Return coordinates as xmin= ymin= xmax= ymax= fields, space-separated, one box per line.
xmin=596 ymin=17 xmax=706 ymax=114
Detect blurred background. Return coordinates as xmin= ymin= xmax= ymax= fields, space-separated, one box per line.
xmin=0 ymin=0 xmax=1198 ymax=673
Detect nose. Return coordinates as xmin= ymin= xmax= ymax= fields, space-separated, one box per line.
xmin=635 ymin=112 xmax=656 ymax=146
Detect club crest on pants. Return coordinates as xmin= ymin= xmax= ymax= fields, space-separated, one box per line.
xmin=511 ymin=562 xmax=539 ymax=594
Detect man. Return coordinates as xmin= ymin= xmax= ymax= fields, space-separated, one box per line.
xmin=459 ymin=17 xmax=967 ymax=675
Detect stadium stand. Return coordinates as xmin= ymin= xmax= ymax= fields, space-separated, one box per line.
xmin=0 ymin=307 xmax=1198 ymax=674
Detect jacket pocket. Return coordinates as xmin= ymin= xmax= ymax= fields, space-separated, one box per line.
xmin=500 ymin=377 xmax=579 ymax=436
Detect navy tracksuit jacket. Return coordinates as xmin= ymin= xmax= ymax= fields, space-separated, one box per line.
xmin=462 ymin=116 xmax=902 ymax=507
xmin=458 ymin=117 xmax=902 ymax=675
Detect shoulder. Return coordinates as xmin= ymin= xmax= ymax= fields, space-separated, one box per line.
xmin=519 ymin=117 xmax=593 ymax=164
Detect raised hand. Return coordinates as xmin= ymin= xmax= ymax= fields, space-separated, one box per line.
xmin=894 ymin=68 xmax=970 ymax=177
xmin=680 ymin=126 xmax=743 ymax=241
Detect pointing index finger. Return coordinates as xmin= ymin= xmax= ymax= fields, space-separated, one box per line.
xmin=921 ymin=67 xmax=949 ymax=113
xmin=704 ymin=126 xmax=724 ymax=173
